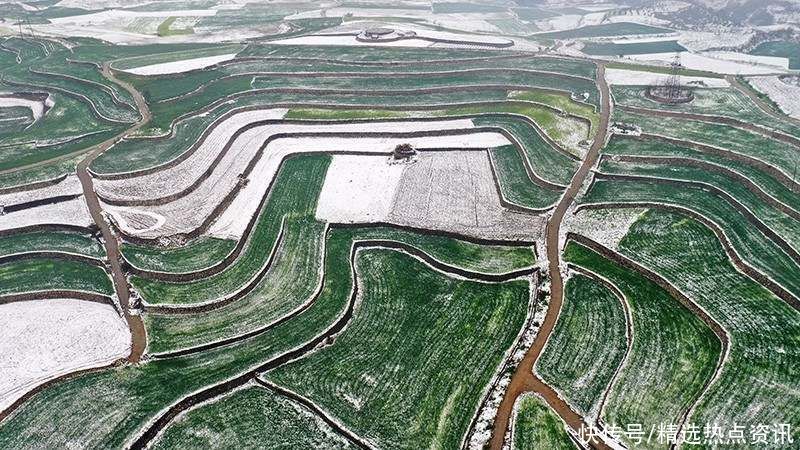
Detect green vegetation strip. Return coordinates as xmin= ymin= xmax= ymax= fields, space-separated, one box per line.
xmin=122 ymin=237 xmax=236 ymax=274
xmin=513 ymin=394 xmax=576 ymax=450
xmin=152 ymin=386 xmax=357 ymax=449
xmin=564 ymin=241 xmax=720 ymax=449
xmin=617 ymin=209 xmax=800 ymax=435
xmin=536 ymin=273 xmax=627 ymax=417
xmin=0 ymin=258 xmax=112 ymax=296
xmin=0 ymin=231 xmax=104 ymax=259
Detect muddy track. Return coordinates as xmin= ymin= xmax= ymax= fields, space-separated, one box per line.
xmin=489 ymin=63 xmax=612 ymax=450
xmin=129 ymin=241 xmax=530 ymax=448
xmin=629 ymin=133 xmax=800 ymax=192
xmin=565 ymin=263 xmax=632 ymax=423
xmin=149 ymin=234 xmax=535 ymax=359
xmin=618 ymin=104 xmax=800 ymax=149
xmin=576 ymin=202 xmax=800 ymax=311
xmin=593 ymin=171 xmax=800 ymax=267
xmin=567 ymin=234 xmax=730 ymax=447
xmin=601 ymin=154 xmax=800 ymax=221
xmin=75 ymin=62 xmax=150 ymax=364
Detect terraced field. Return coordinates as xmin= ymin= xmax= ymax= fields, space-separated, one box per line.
xmin=2 ymin=9 xmax=799 ymax=450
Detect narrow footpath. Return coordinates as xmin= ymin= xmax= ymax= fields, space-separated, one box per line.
xmin=489 ymin=62 xmax=612 ymax=450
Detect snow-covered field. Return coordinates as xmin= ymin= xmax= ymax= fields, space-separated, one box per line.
xmin=677 ymin=31 xmax=754 ymax=52
xmin=0 ymin=93 xmax=52 ymax=122
xmin=625 ymin=51 xmax=788 ymax=75
xmin=315 ymin=155 xmax=407 ymax=223
xmin=748 ymin=76 xmax=800 ymax=119
xmin=0 ymin=197 xmax=93 ymax=232
xmin=0 ymin=299 xmax=130 ymax=413
xmin=122 ymin=54 xmax=237 ymax=76
xmin=605 ymin=68 xmax=729 ymax=87
xmin=386 ymin=151 xmax=542 ymax=240
xmin=0 ymin=174 xmax=82 ymax=207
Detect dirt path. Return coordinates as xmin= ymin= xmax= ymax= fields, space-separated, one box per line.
xmin=489 ymin=63 xmax=611 ymax=450
xmin=76 ymin=63 xmax=150 ymax=363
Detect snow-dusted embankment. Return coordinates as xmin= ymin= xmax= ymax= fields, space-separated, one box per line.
xmin=0 ymin=299 xmax=130 ymax=413
xmin=0 ymin=93 xmax=52 ymax=122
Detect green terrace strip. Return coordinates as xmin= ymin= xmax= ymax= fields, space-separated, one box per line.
xmin=0 ymin=258 xmax=112 ymax=297
xmin=0 ymin=231 xmax=104 ymax=260
xmin=563 ymin=241 xmax=720 ymax=449
xmin=512 ymin=394 xmax=576 ymax=450
xmin=597 ymin=158 xmax=800 ymax=250
xmin=125 ymin=55 xmax=597 ymax=104
xmin=532 ymin=22 xmax=674 ymax=40
xmin=131 ymin=154 xmax=328 ymax=306
xmin=0 ymin=156 xmax=80 ymax=189
xmin=613 ymin=108 xmax=800 ymax=181
xmin=603 ymin=136 xmax=800 ymax=217
xmin=611 ymin=87 xmax=800 ymax=139
xmin=151 ymin=386 xmax=358 ymax=449
xmin=122 ymin=237 xmax=236 ymax=274
xmin=263 ymin=248 xmax=530 ymax=449
xmin=490 ymin=145 xmax=563 ymax=209
xmin=145 ymin=220 xmax=535 ymax=355
xmin=536 ymin=273 xmax=627 ymax=418
xmin=0 ymin=222 xmax=531 ymax=448
xmin=508 ymin=90 xmax=599 ymax=136
xmin=617 ymin=210 xmax=800 ymax=435
xmin=582 ymin=178 xmax=800 ymax=300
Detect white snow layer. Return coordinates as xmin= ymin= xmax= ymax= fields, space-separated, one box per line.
xmin=604 ymin=68 xmax=729 ymax=87
xmin=123 ymin=54 xmax=238 ymax=76
xmin=49 ymin=9 xmax=218 ymax=24
xmin=0 ymin=197 xmax=93 ymax=232
xmin=0 ymin=174 xmax=83 ymax=207
xmin=625 ymin=51 xmax=788 ymax=75
xmin=0 ymin=299 xmax=130 ymax=413
xmin=315 ymin=155 xmax=407 ymax=223
xmin=748 ymin=76 xmax=800 ymax=119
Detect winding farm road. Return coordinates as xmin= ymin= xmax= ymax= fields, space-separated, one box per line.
xmin=76 ymin=62 xmax=150 ymax=363
xmin=489 ymin=62 xmax=612 ymax=450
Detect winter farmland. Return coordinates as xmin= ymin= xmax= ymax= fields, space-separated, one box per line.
xmin=1 ymin=2 xmax=799 ymax=449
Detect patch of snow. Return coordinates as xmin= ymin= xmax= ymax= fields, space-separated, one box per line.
xmin=563 ymin=207 xmax=647 ymax=251
xmin=0 ymin=93 xmax=50 ymax=122
xmin=0 ymin=197 xmax=93 ymax=232
xmin=0 ymin=299 xmax=130 ymax=413
xmin=748 ymin=76 xmax=800 ymax=119
xmin=49 ymin=9 xmax=217 ymax=24
xmin=123 ymin=53 xmax=238 ymax=76
xmin=316 ymin=154 xmax=407 ymax=223
xmin=605 ymin=68 xmax=729 ymax=87
xmin=625 ymin=51 xmax=788 ymax=75
xmin=702 ymin=51 xmax=789 ymax=70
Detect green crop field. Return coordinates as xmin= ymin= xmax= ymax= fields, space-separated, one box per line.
xmin=536 ymin=274 xmax=627 ymax=417
xmin=512 ymin=394 xmax=576 ymax=450
xmin=534 ymin=23 xmax=674 ymax=40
